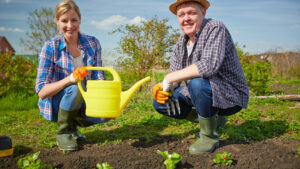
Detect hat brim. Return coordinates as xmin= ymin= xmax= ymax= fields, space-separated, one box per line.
xmin=169 ymin=0 xmax=210 ymax=15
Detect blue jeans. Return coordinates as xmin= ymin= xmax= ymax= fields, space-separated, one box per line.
xmin=52 ymin=84 xmax=108 ymax=124
xmin=153 ymin=78 xmax=242 ymax=118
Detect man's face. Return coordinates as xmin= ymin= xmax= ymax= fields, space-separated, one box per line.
xmin=176 ymin=2 xmax=206 ymax=37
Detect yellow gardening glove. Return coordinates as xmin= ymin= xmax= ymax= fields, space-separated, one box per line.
xmin=153 ymin=83 xmax=170 ymax=104
xmin=70 ymin=67 xmax=89 ymax=83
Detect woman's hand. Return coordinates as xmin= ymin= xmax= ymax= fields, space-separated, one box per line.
xmin=70 ymin=67 xmax=89 ymax=83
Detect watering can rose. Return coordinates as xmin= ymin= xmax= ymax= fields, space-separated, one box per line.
xmin=78 ymin=67 xmax=150 ymax=118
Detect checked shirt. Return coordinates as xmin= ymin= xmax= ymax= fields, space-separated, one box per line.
xmin=170 ymin=18 xmax=249 ymax=109
xmin=35 ymin=33 xmax=105 ymax=121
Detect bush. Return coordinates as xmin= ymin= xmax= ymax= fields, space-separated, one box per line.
xmin=0 ymin=53 xmax=37 ymax=97
xmin=236 ymin=45 xmax=272 ymax=96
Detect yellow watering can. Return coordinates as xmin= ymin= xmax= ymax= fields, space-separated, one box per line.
xmin=78 ymin=67 xmax=150 ymax=118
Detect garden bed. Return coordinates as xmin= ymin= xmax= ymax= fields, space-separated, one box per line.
xmin=1 ymin=136 xmax=299 ymax=169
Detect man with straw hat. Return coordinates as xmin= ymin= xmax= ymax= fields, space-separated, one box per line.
xmin=153 ymin=0 xmax=249 ymax=154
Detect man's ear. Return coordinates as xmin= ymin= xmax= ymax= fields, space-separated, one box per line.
xmin=202 ymin=9 xmax=207 ymax=16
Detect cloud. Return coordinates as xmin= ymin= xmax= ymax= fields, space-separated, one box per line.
xmin=291 ymin=25 xmax=300 ymax=29
xmin=91 ymin=15 xmax=147 ymax=30
xmin=2 ymin=0 xmax=12 ymax=3
xmin=0 ymin=26 xmax=24 ymax=32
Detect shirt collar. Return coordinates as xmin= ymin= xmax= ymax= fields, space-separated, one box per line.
xmin=183 ymin=18 xmax=208 ymax=43
xmin=58 ymin=32 xmax=85 ymax=50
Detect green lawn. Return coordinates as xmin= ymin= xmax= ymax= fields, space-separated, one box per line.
xmin=0 ymin=78 xmax=299 ymax=154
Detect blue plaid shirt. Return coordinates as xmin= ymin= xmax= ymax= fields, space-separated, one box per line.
xmin=35 ymin=33 xmax=105 ymax=121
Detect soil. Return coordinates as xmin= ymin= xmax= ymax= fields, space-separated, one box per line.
xmin=1 ymin=136 xmax=299 ymax=169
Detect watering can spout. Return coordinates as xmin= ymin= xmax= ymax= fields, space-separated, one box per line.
xmin=120 ymin=76 xmax=151 ymax=111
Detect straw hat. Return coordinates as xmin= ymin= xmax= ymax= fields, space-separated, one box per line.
xmin=169 ymin=0 xmax=210 ymax=15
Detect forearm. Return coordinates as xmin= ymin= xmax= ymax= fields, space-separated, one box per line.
xmin=165 ymin=64 xmax=200 ymax=83
xmin=38 ymin=76 xmax=72 ymax=100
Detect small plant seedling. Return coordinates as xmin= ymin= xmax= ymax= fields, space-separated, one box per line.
xmin=157 ymin=150 xmax=182 ymax=169
xmin=96 ymin=162 xmax=113 ymax=169
xmin=213 ymin=152 xmax=233 ymax=166
xmin=17 ymin=151 xmax=53 ymax=169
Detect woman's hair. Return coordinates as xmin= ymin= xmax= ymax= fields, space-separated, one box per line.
xmin=55 ymin=0 xmax=81 ymax=20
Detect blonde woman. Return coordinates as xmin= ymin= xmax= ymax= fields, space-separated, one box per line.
xmin=35 ymin=0 xmax=108 ymax=152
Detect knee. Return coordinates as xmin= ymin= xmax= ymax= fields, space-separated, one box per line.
xmin=64 ymin=84 xmax=79 ymax=96
xmin=188 ymin=78 xmax=211 ymax=95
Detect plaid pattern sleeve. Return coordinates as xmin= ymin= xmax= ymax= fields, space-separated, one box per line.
xmin=35 ymin=41 xmax=54 ymax=94
xmin=35 ymin=40 xmax=55 ymax=121
xmin=170 ymin=19 xmax=249 ymax=109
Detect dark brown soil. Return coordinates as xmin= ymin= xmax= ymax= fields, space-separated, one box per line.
xmin=1 ymin=136 xmax=299 ymax=169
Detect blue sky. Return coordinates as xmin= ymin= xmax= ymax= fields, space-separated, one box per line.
xmin=1 ymin=0 xmax=300 ymax=57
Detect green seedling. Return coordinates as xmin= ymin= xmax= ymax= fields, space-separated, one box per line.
xmin=17 ymin=151 xmax=53 ymax=169
xmin=157 ymin=150 xmax=182 ymax=169
xmin=96 ymin=162 xmax=113 ymax=169
xmin=213 ymin=152 xmax=233 ymax=166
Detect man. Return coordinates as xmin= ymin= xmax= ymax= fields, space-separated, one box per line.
xmin=153 ymin=0 xmax=249 ymax=154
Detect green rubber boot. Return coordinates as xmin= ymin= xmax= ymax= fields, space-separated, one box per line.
xmin=56 ymin=108 xmax=78 ymax=152
xmin=193 ymin=115 xmax=228 ymax=138
xmin=217 ymin=115 xmax=227 ymax=129
xmin=189 ymin=115 xmax=219 ymax=154
xmin=185 ymin=109 xmax=198 ymax=123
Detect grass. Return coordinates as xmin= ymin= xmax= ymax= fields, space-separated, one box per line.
xmin=0 ymin=77 xmax=299 ymax=153
xmin=0 ymin=92 xmax=39 ymax=111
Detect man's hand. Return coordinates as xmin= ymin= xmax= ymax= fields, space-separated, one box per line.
xmin=70 ymin=67 xmax=89 ymax=83
xmin=153 ymin=84 xmax=170 ymax=104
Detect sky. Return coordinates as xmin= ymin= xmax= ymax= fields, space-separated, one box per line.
xmin=0 ymin=0 xmax=300 ymax=57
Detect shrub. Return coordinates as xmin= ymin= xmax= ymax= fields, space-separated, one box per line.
xmin=0 ymin=53 xmax=37 ymax=97
xmin=236 ymin=45 xmax=272 ymax=96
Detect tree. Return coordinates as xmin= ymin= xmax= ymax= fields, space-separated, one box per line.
xmin=111 ymin=16 xmax=180 ymax=83
xmin=20 ymin=8 xmax=58 ymax=56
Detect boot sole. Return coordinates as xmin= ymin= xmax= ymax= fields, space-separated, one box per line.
xmin=189 ymin=142 xmax=219 ymax=155
xmin=56 ymin=141 xmax=78 ymax=152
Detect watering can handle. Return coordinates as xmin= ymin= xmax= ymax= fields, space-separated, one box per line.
xmin=77 ymin=67 xmax=121 ymax=95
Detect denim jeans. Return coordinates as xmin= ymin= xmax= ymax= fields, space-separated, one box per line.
xmin=52 ymin=84 xmax=108 ymax=124
xmin=153 ymin=78 xmax=242 ymax=118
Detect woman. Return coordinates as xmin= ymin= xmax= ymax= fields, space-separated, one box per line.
xmin=35 ymin=0 xmax=107 ymax=152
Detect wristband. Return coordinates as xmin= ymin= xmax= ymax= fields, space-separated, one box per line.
xmin=70 ymin=73 xmax=76 ymax=83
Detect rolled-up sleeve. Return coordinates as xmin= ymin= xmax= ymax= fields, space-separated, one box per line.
xmin=195 ymin=26 xmax=226 ymax=78
xmin=169 ymin=41 xmax=182 ymax=73
xmin=35 ymin=41 xmax=54 ymax=94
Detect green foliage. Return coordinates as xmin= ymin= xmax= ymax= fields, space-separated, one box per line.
xmin=157 ymin=150 xmax=182 ymax=169
xmin=96 ymin=162 xmax=113 ymax=169
xmin=111 ymin=16 xmax=180 ymax=83
xmin=20 ymin=8 xmax=58 ymax=55
xmin=17 ymin=151 xmax=52 ymax=169
xmin=0 ymin=91 xmax=38 ymax=111
xmin=0 ymin=53 xmax=37 ymax=97
xmin=236 ymin=44 xmax=272 ymax=95
xmin=213 ymin=152 xmax=233 ymax=166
